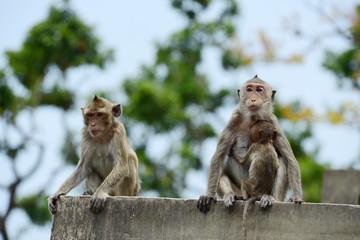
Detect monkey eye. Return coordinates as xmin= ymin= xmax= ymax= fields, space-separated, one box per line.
xmin=96 ymin=113 xmax=104 ymax=117
xmin=246 ymin=87 xmax=253 ymax=92
xmin=256 ymin=87 xmax=264 ymax=92
xmin=86 ymin=113 xmax=94 ymax=118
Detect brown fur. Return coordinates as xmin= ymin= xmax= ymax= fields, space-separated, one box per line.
xmin=241 ymin=120 xmax=279 ymax=240
xmin=197 ymin=75 xmax=303 ymax=214
xmin=48 ymin=95 xmax=140 ymax=214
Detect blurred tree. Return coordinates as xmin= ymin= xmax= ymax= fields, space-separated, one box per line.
xmin=123 ymin=0 xmax=244 ymax=197
xmin=283 ymin=2 xmax=360 ymax=127
xmin=1 ymin=1 xmax=345 ymax=239
xmin=0 ymin=2 xmax=112 ymax=240
xmin=121 ymin=0 xmax=326 ymax=203
xmin=322 ymin=4 xmax=360 ymax=129
xmin=274 ymin=102 xmax=329 ymax=202
xmin=323 ymin=5 xmax=360 ymax=91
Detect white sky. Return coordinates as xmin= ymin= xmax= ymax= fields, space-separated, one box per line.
xmin=0 ymin=0 xmax=359 ymax=239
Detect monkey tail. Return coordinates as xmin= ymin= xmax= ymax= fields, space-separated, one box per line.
xmin=242 ymin=197 xmax=258 ymax=240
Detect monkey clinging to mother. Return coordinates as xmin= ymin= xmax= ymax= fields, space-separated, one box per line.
xmin=197 ymin=75 xmax=303 ymax=213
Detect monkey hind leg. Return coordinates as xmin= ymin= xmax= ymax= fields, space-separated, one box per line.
xmin=259 ymin=194 xmax=277 ymax=208
xmin=112 ymin=176 xmax=139 ymax=196
xmin=84 ymin=172 xmax=103 ymax=195
xmin=218 ymin=174 xmax=243 ymax=207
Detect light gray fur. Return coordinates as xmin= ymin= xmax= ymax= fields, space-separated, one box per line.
xmin=198 ymin=76 xmax=302 ymax=213
xmin=48 ymin=97 xmax=140 ymax=214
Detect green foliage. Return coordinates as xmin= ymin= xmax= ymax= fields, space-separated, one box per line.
xmin=299 ymin=156 xmax=328 ymax=202
xmin=276 ymin=101 xmax=327 ymax=203
xmin=323 ymin=5 xmax=360 ymax=90
xmin=6 ymin=6 xmax=113 ymax=91
xmin=285 ymin=125 xmax=326 ymax=202
xmin=16 ymin=194 xmax=52 ymax=225
xmin=5 ymin=4 xmax=113 ymax=110
xmin=40 ymin=84 xmax=73 ymax=110
xmin=123 ymin=76 xmax=189 ymax=132
xmin=0 ymin=70 xmax=18 ymax=116
xmin=123 ymin=0 xmax=239 ymax=197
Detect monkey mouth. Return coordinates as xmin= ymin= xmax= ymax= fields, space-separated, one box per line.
xmin=248 ymin=105 xmax=260 ymax=111
xmin=90 ymin=130 xmax=102 ymax=136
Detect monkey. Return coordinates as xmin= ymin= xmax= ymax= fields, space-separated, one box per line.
xmin=197 ymin=75 xmax=303 ymax=213
xmin=48 ymin=95 xmax=141 ymax=214
xmin=240 ymin=119 xmax=279 ymax=240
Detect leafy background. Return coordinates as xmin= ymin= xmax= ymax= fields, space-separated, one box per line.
xmin=0 ymin=0 xmax=359 ymax=239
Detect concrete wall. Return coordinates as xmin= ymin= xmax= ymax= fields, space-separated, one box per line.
xmin=322 ymin=169 xmax=360 ymax=205
xmin=51 ymin=196 xmax=360 ymax=240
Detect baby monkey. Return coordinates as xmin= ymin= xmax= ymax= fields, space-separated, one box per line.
xmin=240 ymin=119 xmax=279 ymax=240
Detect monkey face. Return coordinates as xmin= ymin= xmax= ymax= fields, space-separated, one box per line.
xmin=84 ymin=111 xmax=109 ymax=137
xmin=81 ymin=95 xmax=123 ymax=138
xmin=242 ymin=83 xmax=268 ymax=111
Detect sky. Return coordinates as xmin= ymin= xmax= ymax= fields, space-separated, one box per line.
xmin=0 ymin=0 xmax=359 ymax=239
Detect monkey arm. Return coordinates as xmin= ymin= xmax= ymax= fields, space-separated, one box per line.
xmin=97 ymin=161 xmax=129 ymax=193
xmin=271 ymin=117 xmax=303 ymax=202
xmin=90 ymin=153 xmax=130 ymax=213
xmin=55 ymin=158 xmax=90 ymax=195
xmin=197 ymin=131 xmax=232 ymax=213
xmin=206 ymin=131 xmax=233 ymax=196
xmin=93 ymin=127 xmax=134 ymax=194
xmin=48 ymin=158 xmax=90 ymax=214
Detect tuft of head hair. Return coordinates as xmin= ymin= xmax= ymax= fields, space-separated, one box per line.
xmin=245 ymin=75 xmax=267 ymax=85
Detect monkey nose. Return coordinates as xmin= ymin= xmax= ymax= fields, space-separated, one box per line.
xmin=251 ymin=99 xmax=256 ymax=102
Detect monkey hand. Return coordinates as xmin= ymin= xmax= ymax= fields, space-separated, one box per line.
xmin=48 ymin=193 xmax=65 ymax=214
xmin=223 ymin=192 xmax=240 ymax=207
xmin=259 ymin=195 xmax=276 ymax=208
xmin=288 ymin=196 xmax=304 ymax=204
xmin=83 ymin=190 xmax=94 ymax=195
xmin=90 ymin=191 xmax=109 ymax=213
xmin=197 ymin=194 xmax=217 ymax=214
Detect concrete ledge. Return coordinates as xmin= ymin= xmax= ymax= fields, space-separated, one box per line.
xmin=51 ymin=196 xmax=360 ymax=240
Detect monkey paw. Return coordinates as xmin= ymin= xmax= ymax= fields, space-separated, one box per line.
xmin=235 ymin=195 xmax=246 ymax=201
xmin=288 ymin=196 xmax=304 ymax=204
xmin=90 ymin=191 xmax=109 ymax=213
xmin=48 ymin=193 xmax=65 ymax=214
xmin=259 ymin=195 xmax=276 ymax=208
xmin=83 ymin=190 xmax=94 ymax=195
xmin=223 ymin=192 xmax=238 ymax=207
xmin=197 ymin=194 xmax=217 ymax=213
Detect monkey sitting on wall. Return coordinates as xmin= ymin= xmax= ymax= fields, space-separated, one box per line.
xmin=240 ymin=119 xmax=279 ymax=240
xmin=197 ymin=75 xmax=303 ymax=214
xmin=48 ymin=95 xmax=141 ymax=214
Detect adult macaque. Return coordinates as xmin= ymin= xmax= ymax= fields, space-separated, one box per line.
xmin=48 ymin=95 xmax=141 ymax=214
xmin=240 ymin=120 xmax=279 ymax=240
xmin=197 ymin=75 xmax=303 ymax=213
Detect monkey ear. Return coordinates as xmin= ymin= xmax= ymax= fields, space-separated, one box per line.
xmin=258 ymin=130 xmax=264 ymax=139
xmin=112 ymin=104 xmax=122 ymax=117
xmin=271 ymin=90 xmax=277 ymax=101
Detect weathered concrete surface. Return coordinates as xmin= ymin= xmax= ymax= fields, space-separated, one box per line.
xmin=322 ymin=169 xmax=360 ymax=205
xmin=51 ymin=196 xmax=360 ymax=240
